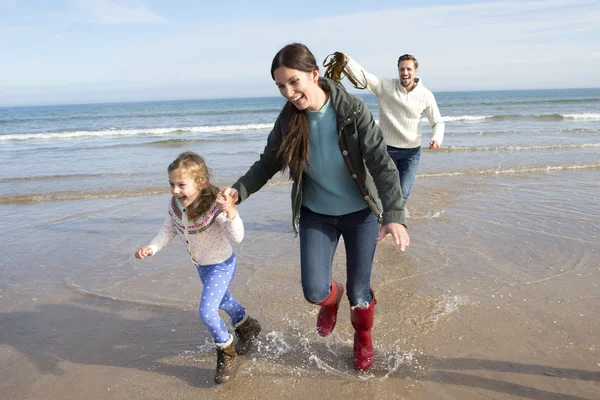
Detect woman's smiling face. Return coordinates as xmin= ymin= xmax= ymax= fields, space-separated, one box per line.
xmin=273 ymin=66 xmax=322 ymax=111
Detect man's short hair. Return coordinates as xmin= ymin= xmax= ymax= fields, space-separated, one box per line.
xmin=398 ymin=54 xmax=418 ymax=69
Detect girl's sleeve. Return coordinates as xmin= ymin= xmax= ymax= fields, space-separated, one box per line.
xmin=217 ymin=212 xmax=244 ymax=244
xmin=148 ymin=212 xmax=178 ymax=255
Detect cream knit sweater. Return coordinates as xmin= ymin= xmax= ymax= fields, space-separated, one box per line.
xmin=345 ymin=57 xmax=445 ymax=149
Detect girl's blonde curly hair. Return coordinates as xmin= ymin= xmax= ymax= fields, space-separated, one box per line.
xmin=168 ymin=151 xmax=219 ymax=221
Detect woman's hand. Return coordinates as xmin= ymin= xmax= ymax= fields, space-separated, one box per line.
xmin=377 ymin=223 xmax=410 ymax=252
xmin=216 ymin=190 xmax=238 ymax=220
xmin=221 ymin=187 xmax=239 ymax=203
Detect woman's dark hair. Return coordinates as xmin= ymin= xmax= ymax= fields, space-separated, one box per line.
xmin=168 ymin=151 xmax=219 ymax=221
xmin=271 ymin=43 xmax=319 ymax=181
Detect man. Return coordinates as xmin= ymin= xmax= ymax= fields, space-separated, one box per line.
xmin=341 ymin=53 xmax=445 ymax=206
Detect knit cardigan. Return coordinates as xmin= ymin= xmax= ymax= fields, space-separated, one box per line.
xmin=345 ymin=57 xmax=445 ymax=149
xmin=148 ymin=196 xmax=243 ymax=266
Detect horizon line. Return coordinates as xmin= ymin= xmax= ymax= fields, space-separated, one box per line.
xmin=2 ymin=86 xmax=599 ymax=109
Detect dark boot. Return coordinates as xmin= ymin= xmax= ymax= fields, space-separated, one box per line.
xmin=214 ymin=335 xmax=238 ymax=384
xmin=234 ymin=314 xmax=261 ymax=355
xmin=351 ymin=296 xmax=377 ymax=371
xmin=316 ymin=280 xmax=344 ymax=337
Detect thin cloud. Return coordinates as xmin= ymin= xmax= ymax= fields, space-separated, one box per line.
xmin=1 ymin=0 xmax=598 ymax=104
xmin=0 ymin=0 xmax=16 ymax=8
xmin=73 ymin=0 xmax=166 ymax=24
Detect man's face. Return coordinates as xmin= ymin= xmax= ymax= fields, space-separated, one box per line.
xmin=398 ymin=60 xmax=417 ymax=88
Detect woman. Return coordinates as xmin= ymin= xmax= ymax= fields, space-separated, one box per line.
xmin=222 ymin=43 xmax=409 ymax=371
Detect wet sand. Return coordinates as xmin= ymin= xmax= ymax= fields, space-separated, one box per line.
xmin=1 ymin=171 xmax=599 ymax=399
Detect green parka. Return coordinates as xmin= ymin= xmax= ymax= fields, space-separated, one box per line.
xmin=232 ymin=77 xmax=407 ymax=234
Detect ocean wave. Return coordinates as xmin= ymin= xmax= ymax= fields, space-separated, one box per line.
xmin=420 ymin=163 xmax=600 ymax=178
xmin=467 ymin=98 xmax=600 ymax=107
xmin=0 ymin=172 xmax=151 ymax=183
xmin=442 ymin=143 xmax=600 ymax=152
xmin=530 ymin=113 xmax=600 ymax=121
xmin=424 ymin=113 xmax=600 ymax=122
xmin=0 ymin=177 xmax=292 ymax=204
xmin=144 ymin=137 xmax=257 ymax=147
xmin=387 ymin=115 xmax=492 ymax=124
xmin=0 ymin=188 xmax=169 ymax=204
xmin=0 ymin=108 xmax=283 ymax=125
xmin=13 ymin=136 xmax=260 ymax=152
xmin=442 ymin=115 xmax=491 ymax=122
xmin=560 ymin=113 xmax=600 ymax=120
xmin=0 ymin=123 xmax=275 ymax=141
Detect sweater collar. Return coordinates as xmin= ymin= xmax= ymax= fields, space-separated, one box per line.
xmin=306 ymin=96 xmax=333 ymax=120
xmin=398 ymin=77 xmax=421 ymax=94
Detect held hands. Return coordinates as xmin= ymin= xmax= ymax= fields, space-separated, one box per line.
xmin=135 ymin=246 xmax=154 ymax=259
xmin=429 ymin=140 xmax=440 ymax=150
xmin=217 ymin=189 xmax=238 ymax=220
xmin=221 ymin=187 xmax=239 ymax=203
xmin=377 ymin=223 xmax=410 ymax=252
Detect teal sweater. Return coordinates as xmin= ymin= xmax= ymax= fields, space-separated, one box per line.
xmin=303 ymin=98 xmax=365 ymax=215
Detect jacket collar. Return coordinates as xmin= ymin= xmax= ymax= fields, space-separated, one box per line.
xmin=318 ymin=77 xmax=361 ymax=124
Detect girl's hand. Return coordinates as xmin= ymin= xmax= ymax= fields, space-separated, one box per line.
xmin=135 ymin=246 xmax=154 ymax=259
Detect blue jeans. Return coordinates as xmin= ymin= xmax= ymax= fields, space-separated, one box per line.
xmin=299 ymin=207 xmax=379 ymax=307
xmin=387 ymin=146 xmax=421 ymax=205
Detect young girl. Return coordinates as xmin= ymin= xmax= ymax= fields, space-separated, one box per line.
xmin=222 ymin=43 xmax=409 ymax=371
xmin=135 ymin=151 xmax=261 ymax=384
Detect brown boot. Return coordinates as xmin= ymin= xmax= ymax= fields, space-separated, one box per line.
xmin=214 ymin=335 xmax=238 ymax=384
xmin=234 ymin=314 xmax=261 ymax=355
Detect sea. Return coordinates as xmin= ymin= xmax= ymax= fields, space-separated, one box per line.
xmin=1 ymin=88 xmax=599 ymax=391
xmin=2 ymin=89 xmax=599 ymax=205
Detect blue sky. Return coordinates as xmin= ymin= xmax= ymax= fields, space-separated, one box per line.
xmin=1 ymin=0 xmax=599 ymax=106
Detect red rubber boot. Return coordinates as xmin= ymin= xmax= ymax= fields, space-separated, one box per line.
xmin=316 ymin=280 xmax=344 ymax=337
xmin=351 ymin=297 xmax=377 ymax=371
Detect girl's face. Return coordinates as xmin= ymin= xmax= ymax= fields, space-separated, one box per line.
xmin=168 ymin=168 xmax=202 ymax=208
xmin=273 ymin=66 xmax=323 ymax=111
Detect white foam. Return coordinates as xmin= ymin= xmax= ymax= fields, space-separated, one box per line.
xmin=420 ymin=162 xmax=600 ymax=178
xmin=374 ymin=115 xmax=491 ymax=124
xmin=561 ymin=113 xmax=600 ymax=120
xmin=0 ymin=123 xmax=275 ymax=141
xmin=441 ymin=115 xmax=491 ymax=122
xmin=257 ymin=331 xmax=292 ymax=358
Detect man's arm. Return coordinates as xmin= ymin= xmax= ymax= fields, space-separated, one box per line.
xmin=342 ymin=54 xmax=387 ymax=96
xmin=424 ymin=93 xmax=445 ymax=148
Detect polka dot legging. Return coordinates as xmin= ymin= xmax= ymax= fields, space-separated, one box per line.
xmin=196 ymin=252 xmax=246 ymax=344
